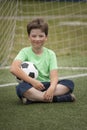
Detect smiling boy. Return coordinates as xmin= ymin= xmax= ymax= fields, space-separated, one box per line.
xmin=10 ymin=18 xmax=76 ymax=104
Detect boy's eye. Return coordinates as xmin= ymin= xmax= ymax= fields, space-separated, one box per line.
xmin=31 ymin=35 xmax=44 ymax=38
xmin=39 ymin=35 xmax=44 ymax=37
xmin=32 ymin=35 xmax=36 ymax=37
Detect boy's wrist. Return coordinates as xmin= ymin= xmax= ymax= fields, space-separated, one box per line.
xmin=49 ymin=84 xmax=56 ymax=91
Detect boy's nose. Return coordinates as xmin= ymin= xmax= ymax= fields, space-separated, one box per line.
xmin=36 ymin=36 xmax=40 ymax=40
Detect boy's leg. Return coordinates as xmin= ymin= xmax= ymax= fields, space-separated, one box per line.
xmin=16 ymin=79 xmax=75 ymax=104
xmin=16 ymin=81 xmax=46 ymax=103
xmin=23 ymin=87 xmax=45 ymax=102
xmin=23 ymin=82 xmax=70 ymax=102
xmin=54 ymin=84 xmax=70 ymax=96
xmin=54 ymin=79 xmax=74 ymax=96
xmin=23 ymin=79 xmax=75 ymax=103
xmin=23 ymin=80 xmax=75 ymax=103
xmin=53 ymin=79 xmax=76 ymax=102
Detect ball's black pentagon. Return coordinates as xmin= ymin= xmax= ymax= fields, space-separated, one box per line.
xmin=29 ymin=72 xmax=35 ymax=78
xmin=21 ymin=63 xmax=29 ymax=68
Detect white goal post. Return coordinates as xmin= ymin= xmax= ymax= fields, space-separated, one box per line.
xmin=0 ymin=0 xmax=87 ymax=87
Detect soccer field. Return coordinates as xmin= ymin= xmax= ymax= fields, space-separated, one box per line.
xmin=0 ymin=0 xmax=87 ymax=130
xmin=0 ymin=77 xmax=87 ymax=130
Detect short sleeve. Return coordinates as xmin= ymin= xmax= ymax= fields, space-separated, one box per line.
xmin=49 ymin=51 xmax=58 ymax=71
xmin=15 ymin=48 xmax=28 ymax=61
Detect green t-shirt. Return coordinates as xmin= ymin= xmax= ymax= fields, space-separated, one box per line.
xmin=15 ymin=47 xmax=58 ymax=82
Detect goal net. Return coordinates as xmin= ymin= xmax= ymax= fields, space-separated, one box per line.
xmin=0 ymin=0 xmax=87 ymax=87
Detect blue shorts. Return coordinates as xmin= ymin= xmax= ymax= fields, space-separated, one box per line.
xmin=16 ymin=79 xmax=74 ymax=99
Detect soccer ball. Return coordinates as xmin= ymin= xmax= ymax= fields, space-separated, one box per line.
xmin=16 ymin=61 xmax=38 ymax=83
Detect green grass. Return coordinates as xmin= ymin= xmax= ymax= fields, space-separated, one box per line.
xmin=17 ymin=1 xmax=87 ymax=16
xmin=0 ymin=0 xmax=87 ymax=65
xmin=0 ymin=56 xmax=87 ymax=84
xmin=0 ymin=77 xmax=87 ymax=130
xmin=0 ymin=1 xmax=87 ymax=130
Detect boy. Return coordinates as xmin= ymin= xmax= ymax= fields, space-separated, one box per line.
xmin=10 ymin=18 xmax=76 ymax=104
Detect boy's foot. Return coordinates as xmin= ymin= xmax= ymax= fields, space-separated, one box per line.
xmin=21 ymin=97 xmax=32 ymax=105
xmin=71 ymin=93 xmax=76 ymax=102
xmin=53 ymin=93 xmax=76 ymax=103
xmin=21 ymin=94 xmax=76 ymax=104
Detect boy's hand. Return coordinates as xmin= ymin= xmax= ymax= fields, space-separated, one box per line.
xmin=44 ymin=87 xmax=54 ymax=102
xmin=32 ymin=79 xmax=45 ymax=91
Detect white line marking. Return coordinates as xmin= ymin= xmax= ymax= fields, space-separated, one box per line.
xmin=59 ymin=21 xmax=87 ymax=26
xmin=0 ymin=15 xmax=87 ymax=20
xmin=0 ymin=83 xmax=18 ymax=87
xmin=0 ymin=66 xmax=10 ymax=70
xmin=58 ymin=67 xmax=87 ymax=70
xmin=0 ymin=66 xmax=87 ymax=70
xmin=59 ymin=73 xmax=87 ymax=80
xmin=0 ymin=73 xmax=87 ymax=88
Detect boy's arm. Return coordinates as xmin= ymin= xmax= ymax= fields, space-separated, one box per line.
xmin=10 ymin=60 xmax=45 ymax=90
xmin=44 ymin=69 xmax=58 ymax=102
xmin=50 ymin=69 xmax=58 ymax=90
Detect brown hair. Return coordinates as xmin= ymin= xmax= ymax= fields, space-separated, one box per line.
xmin=27 ymin=18 xmax=48 ymax=36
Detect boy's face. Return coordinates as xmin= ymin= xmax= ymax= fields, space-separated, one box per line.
xmin=29 ymin=29 xmax=47 ymax=50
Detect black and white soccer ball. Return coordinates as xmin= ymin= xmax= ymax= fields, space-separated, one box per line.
xmin=16 ymin=61 xmax=38 ymax=83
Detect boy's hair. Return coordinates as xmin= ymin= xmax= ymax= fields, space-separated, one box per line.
xmin=27 ymin=18 xmax=48 ymax=36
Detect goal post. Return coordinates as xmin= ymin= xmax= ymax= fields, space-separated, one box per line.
xmin=0 ymin=0 xmax=18 ymax=66
xmin=0 ymin=0 xmax=87 ymax=87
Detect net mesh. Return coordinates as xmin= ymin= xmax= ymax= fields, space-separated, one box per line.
xmin=0 ymin=0 xmax=18 ymax=66
xmin=0 ymin=0 xmax=87 ymax=86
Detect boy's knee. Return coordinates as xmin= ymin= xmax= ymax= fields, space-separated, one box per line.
xmin=16 ymin=81 xmax=33 ymax=98
xmin=58 ymin=79 xmax=74 ymax=93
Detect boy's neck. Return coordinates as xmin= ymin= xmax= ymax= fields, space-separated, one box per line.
xmin=32 ymin=47 xmax=43 ymax=55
